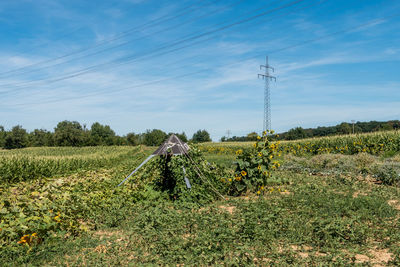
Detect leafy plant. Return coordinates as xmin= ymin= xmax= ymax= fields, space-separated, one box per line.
xmin=228 ymin=130 xmax=281 ymax=195
xmin=146 ymin=147 xmax=228 ymax=203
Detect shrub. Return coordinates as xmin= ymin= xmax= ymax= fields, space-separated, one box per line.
xmin=373 ymin=164 xmax=400 ymax=186
xmin=228 ymin=130 xmax=280 ymax=195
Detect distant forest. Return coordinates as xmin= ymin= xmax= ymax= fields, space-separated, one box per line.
xmin=0 ymin=121 xmax=212 ymax=149
xmin=1 ymin=120 xmax=399 ymax=149
xmin=221 ymin=120 xmax=400 ymax=142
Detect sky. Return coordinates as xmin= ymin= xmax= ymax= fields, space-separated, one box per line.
xmin=0 ymin=0 xmax=399 ymax=140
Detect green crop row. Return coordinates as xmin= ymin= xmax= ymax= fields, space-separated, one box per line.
xmin=199 ymin=131 xmax=400 ymax=156
xmin=0 ymin=146 xmax=141 ymax=184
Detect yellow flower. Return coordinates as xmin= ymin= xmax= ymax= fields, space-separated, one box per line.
xmin=257 ymin=136 xmax=261 ymax=140
xmin=257 ymin=191 xmax=261 ymax=195
xmin=18 ymin=234 xmax=31 ymax=245
xmin=258 ymin=152 xmax=262 ymax=157
xmin=228 ymin=178 xmax=232 ymax=182
xmin=236 ymin=149 xmax=243 ymax=155
xmin=257 ymin=165 xmax=261 ymax=170
xmin=253 ymin=143 xmax=257 ymax=148
xmin=263 ymin=131 xmax=267 ymax=136
xmin=31 ymin=233 xmax=37 ymax=237
xmin=241 ymin=170 xmax=247 ymax=176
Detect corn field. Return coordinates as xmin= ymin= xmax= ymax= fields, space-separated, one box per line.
xmin=198 ymin=131 xmax=400 ymax=156
xmin=0 ymin=146 xmax=141 ymax=183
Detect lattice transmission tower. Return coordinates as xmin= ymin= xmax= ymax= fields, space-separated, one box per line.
xmin=258 ymin=56 xmax=276 ymax=133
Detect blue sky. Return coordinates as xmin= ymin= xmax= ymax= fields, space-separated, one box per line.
xmin=0 ymin=0 xmax=399 ymax=140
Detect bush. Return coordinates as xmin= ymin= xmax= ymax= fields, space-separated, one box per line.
xmin=228 ymin=130 xmax=280 ymax=195
xmin=373 ymin=164 xmax=400 ymax=186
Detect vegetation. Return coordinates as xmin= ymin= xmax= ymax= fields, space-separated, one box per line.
xmin=200 ymin=130 xmax=400 ymax=156
xmin=228 ymin=131 xmax=281 ymax=195
xmin=0 ymin=132 xmax=399 ymax=265
xmin=192 ymin=129 xmax=212 ymax=143
xmin=0 ymin=121 xmax=189 ymax=149
xmin=0 ymin=146 xmax=140 ymax=184
xmin=221 ymin=120 xmax=400 ymax=141
xmin=4 ymin=126 xmax=29 ymax=149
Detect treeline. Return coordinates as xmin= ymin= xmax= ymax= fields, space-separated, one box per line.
xmin=0 ymin=121 xmax=212 ymax=149
xmin=221 ymin=120 xmax=400 ymax=142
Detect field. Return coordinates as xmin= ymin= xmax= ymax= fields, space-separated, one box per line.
xmin=1 ymin=131 xmax=400 ymax=265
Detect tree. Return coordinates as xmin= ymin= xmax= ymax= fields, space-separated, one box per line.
xmin=113 ymin=136 xmax=127 ymax=146
xmin=29 ymin=129 xmax=54 ymax=146
xmin=286 ymin=127 xmax=307 ymax=140
xmin=89 ymin=122 xmax=116 ymax=146
xmin=246 ymin=132 xmax=258 ymax=141
xmin=0 ymin=126 xmax=5 ymax=147
xmin=144 ymin=129 xmax=167 ymax=146
xmin=192 ymin=129 xmax=211 ymax=143
xmin=4 ymin=125 xmax=28 ymax=149
xmin=337 ymin=123 xmax=351 ymax=134
xmin=54 ymin=121 xmax=85 ymax=147
xmin=126 ymin=132 xmax=139 ymax=146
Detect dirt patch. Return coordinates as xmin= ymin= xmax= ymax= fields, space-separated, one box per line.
xmin=298 ymin=252 xmax=308 ymax=258
xmin=93 ymin=229 xmax=124 ymax=240
xmin=354 ymin=248 xmax=393 ymax=265
xmin=237 ymin=195 xmax=252 ymax=201
xmin=280 ymin=190 xmax=291 ymax=195
xmin=315 ymin=252 xmax=327 ymax=257
xmin=219 ymin=205 xmax=236 ymax=214
xmin=369 ymin=248 xmax=393 ymax=264
xmin=303 ymin=246 xmax=312 ymax=251
xmin=93 ymin=244 xmax=108 ymax=254
xmin=355 ymin=254 xmax=370 ymax=263
xmin=388 ymin=200 xmax=400 ymax=210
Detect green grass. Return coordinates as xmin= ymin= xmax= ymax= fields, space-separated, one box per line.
xmin=1 ymin=145 xmax=399 ymax=266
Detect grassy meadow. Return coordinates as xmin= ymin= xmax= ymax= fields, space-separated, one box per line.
xmin=0 ymin=131 xmax=400 ymax=265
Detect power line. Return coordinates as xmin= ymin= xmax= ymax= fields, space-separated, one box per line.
xmin=0 ymin=0 xmax=246 ymax=80
xmin=0 ymin=0 xmax=306 ymax=92
xmin=0 ymin=0 xmax=211 ymax=78
xmin=5 ymin=9 xmax=400 ymax=108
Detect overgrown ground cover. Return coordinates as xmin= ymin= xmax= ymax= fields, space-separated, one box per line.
xmin=1 ymin=137 xmax=399 ymax=265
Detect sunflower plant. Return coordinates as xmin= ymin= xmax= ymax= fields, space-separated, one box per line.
xmin=228 ymin=130 xmax=280 ymax=195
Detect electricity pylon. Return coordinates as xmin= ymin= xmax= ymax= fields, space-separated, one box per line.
xmin=258 ymin=56 xmax=276 ymax=133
